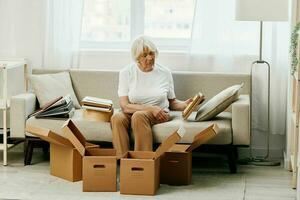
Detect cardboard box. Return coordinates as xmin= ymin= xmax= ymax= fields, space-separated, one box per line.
xmin=62 ymin=120 xmax=117 ymax=192
xmin=83 ymin=109 xmax=113 ymax=122
xmin=120 ymin=130 xmax=184 ymax=195
xmin=25 ymin=124 xmax=83 ymax=182
xmin=160 ymin=124 xmax=219 ymax=185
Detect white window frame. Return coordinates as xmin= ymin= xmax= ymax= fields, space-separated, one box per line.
xmin=80 ymin=0 xmax=194 ymax=51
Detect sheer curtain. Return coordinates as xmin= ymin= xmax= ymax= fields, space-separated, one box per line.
xmin=43 ymin=0 xmax=83 ymax=68
xmin=189 ymin=0 xmax=258 ymax=73
xmin=190 ymin=0 xmax=290 ymax=135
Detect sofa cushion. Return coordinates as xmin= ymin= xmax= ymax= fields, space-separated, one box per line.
xmin=29 ymin=71 xmax=81 ymax=108
xmin=195 ymin=84 xmax=243 ymax=121
xmin=152 ymin=111 xmax=232 ymax=145
xmin=26 ymin=109 xmax=112 ymax=142
xmin=26 ymin=110 xmax=232 ymax=145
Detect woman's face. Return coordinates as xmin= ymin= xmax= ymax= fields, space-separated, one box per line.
xmin=137 ymin=50 xmax=155 ymax=72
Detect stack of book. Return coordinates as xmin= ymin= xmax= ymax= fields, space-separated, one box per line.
xmin=81 ymin=96 xmax=113 ymax=112
xmin=30 ymin=95 xmax=75 ymax=119
xmin=81 ymin=96 xmax=113 ymax=122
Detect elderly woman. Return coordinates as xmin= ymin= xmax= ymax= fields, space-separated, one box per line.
xmin=111 ymin=36 xmax=192 ymax=158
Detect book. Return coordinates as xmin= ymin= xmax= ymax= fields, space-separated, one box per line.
xmin=29 ymin=96 xmax=63 ymax=118
xmin=36 ymin=101 xmax=74 ymax=117
xmin=35 ymin=107 xmax=75 ymax=119
xmin=182 ymin=93 xmax=205 ymax=120
xmin=34 ymin=95 xmax=75 ymax=119
xmin=81 ymin=96 xmax=113 ymax=108
xmin=49 ymin=94 xmax=72 ymax=110
xmin=81 ymin=101 xmax=112 ymax=109
xmin=82 ymin=105 xmax=112 ymax=112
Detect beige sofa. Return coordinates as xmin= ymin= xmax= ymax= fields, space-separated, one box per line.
xmin=10 ymin=69 xmax=250 ymax=172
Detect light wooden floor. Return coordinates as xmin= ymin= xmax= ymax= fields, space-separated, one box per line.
xmin=0 ymin=149 xmax=296 ymax=200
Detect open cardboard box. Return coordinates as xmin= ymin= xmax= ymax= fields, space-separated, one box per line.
xmin=120 ymin=129 xmax=184 ymax=195
xmin=83 ymin=108 xmax=114 ymax=122
xmin=25 ymin=124 xmax=92 ymax=182
xmin=160 ymin=124 xmax=219 ymax=185
xmin=62 ymin=120 xmax=117 ymax=192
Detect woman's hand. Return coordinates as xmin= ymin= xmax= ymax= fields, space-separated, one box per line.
xmin=150 ymin=106 xmax=170 ymax=122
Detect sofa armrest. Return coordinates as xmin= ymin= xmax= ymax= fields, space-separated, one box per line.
xmin=231 ymin=94 xmax=250 ymax=145
xmin=10 ymin=93 xmax=37 ymax=138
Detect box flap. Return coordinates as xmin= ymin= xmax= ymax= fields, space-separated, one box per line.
xmin=187 ymin=124 xmax=219 ymax=152
xmin=154 ymin=129 xmax=182 ymax=159
xmin=25 ymin=124 xmax=73 ymax=147
xmin=85 ymin=142 xmax=99 ymax=148
xmin=168 ymin=144 xmax=190 ymax=152
xmin=62 ymin=119 xmax=87 ymax=156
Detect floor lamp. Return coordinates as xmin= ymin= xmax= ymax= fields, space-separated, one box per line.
xmin=235 ymin=0 xmax=288 ymax=166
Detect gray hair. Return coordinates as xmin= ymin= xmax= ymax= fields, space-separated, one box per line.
xmin=131 ymin=36 xmax=158 ymax=62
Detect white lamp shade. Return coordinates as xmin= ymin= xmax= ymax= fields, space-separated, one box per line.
xmin=235 ymin=0 xmax=288 ymax=21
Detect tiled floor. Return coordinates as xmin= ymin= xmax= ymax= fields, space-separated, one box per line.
xmin=0 ymin=147 xmax=296 ymax=200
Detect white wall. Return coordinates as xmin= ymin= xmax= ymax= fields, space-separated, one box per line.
xmin=0 ymin=0 xmax=45 ymax=67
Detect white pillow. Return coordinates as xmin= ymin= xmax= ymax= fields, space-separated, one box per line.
xmin=195 ymin=83 xmax=244 ymax=121
xmin=29 ymin=71 xmax=81 ymax=108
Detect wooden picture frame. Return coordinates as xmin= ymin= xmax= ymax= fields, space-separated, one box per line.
xmin=182 ymin=93 xmax=205 ymax=120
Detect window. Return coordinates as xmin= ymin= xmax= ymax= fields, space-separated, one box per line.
xmin=144 ymin=0 xmax=195 ymax=39
xmin=81 ymin=0 xmax=131 ymax=42
xmin=81 ymin=0 xmax=196 ymax=50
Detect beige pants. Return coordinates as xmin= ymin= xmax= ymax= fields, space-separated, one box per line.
xmin=111 ymin=110 xmax=163 ymax=158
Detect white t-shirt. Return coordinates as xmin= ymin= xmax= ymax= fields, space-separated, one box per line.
xmin=118 ymin=63 xmax=176 ymax=111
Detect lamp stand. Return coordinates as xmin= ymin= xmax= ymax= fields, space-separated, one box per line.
xmin=239 ymin=21 xmax=280 ymax=166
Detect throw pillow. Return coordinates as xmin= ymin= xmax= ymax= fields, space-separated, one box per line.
xmin=29 ymin=71 xmax=81 ymax=108
xmin=195 ymin=83 xmax=244 ymax=121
